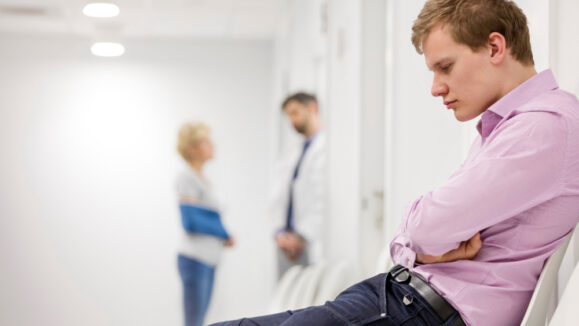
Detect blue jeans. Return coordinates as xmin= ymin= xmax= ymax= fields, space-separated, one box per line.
xmin=178 ymin=254 xmax=216 ymax=326
xmin=210 ymin=268 xmax=463 ymax=326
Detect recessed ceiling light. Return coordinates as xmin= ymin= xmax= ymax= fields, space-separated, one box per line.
xmin=91 ymin=42 xmax=125 ymax=57
xmin=83 ymin=3 xmax=119 ymax=18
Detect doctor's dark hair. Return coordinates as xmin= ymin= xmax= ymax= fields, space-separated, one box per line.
xmin=412 ymin=0 xmax=534 ymax=66
xmin=281 ymin=92 xmax=318 ymax=110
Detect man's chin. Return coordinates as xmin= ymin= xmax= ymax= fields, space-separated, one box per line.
xmin=294 ymin=126 xmax=307 ymax=134
xmin=454 ymin=111 xmax=475 ymax=122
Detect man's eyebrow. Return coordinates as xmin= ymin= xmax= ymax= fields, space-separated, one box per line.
xmin=435 ymin=59 xmax=451 ymax=67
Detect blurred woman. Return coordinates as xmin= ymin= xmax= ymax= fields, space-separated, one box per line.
xmin=175 ymin=122 xmax=234 ymax=326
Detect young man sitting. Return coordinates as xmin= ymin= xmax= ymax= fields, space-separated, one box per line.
xmin=212 ymin=0 xmax=579 ymax=324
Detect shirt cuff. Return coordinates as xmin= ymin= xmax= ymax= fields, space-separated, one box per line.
xmin=390 ymin=235 xmax=417 ymax=269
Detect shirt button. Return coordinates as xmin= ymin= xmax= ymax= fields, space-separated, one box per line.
xmin=380 ymin=313 xmax=386 ymax=318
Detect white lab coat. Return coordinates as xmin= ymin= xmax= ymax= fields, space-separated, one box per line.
xmin=272 ymin=132 xmax=326 ymax=263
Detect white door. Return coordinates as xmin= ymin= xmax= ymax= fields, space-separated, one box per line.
xmin=358 ymin=0 xmax=387 ymax=277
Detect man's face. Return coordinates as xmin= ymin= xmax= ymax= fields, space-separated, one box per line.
xmin=283 ymin=100 xmax=312 ymax=135
xmin=423 ymin=25 xmax=499 ymax=122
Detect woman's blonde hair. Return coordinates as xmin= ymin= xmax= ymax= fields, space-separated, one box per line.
xmin=411 ymin=0 xmax=534 ymax=66
xmin=177 ymin=122 xmax=210 ymax=162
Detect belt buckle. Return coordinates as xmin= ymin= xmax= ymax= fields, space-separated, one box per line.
xmin=391 ymin=266 xmax=411 ymax=283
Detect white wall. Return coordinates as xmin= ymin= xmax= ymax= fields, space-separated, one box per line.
xmin=383 ymin=0 xmax=468 ymax=244
xmin=0 ymin=35 xmax=274 ymax=325
xmin=325 ymin=0 xmax=362 ymax=267
xmin=271 ymin=0 xmax=329 ymax=156
xmin=549 ymin=0 xmax=579 ymax=305
xmin=359 ymin=0 xmax=387 ymax=277
xmin=551 ymin=0 xmax=579 ymax=95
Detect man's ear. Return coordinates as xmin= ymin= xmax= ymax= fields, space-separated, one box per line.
xmin=488 ymin=32 xmax=507 ymax=64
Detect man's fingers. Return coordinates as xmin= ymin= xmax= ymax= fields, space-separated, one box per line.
xmin=469 ymin=233 xmax=482 ymax=249
xmin=433 ymin=232 xmax=482 ymax=263
xmin=464 ymin=232 xmax=482 ymax=258
xmin=417 ymin=232 xmax=482 ymax=264
xmin=455 ymin=237 xmax=478 ymax=259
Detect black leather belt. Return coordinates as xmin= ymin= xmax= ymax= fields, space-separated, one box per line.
xmin=390 ymin=266 xmax=465 ymax=326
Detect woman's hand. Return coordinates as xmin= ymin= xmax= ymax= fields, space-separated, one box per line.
xmin=224 ymin=236 xmax=236 ymax=247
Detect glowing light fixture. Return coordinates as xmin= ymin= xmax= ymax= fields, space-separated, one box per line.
xmin=91 ymin=42 xmax=125 ymax=57
xmin=83 ymin=3 xmax=120 ymax=18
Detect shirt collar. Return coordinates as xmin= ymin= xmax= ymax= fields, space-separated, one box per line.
xmin=476 ymin=110 xmax=503 ymax=138
xmin=475 ymin=69 xmax=559 ymax=137
xmin=306 ymin=131 xmax=320 ymax=144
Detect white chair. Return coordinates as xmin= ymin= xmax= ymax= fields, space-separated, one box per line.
xmin=313 ymin=260 xmax=354 ymax=306
xmin=297 ymin=261 xmax=327 ymax=308
xmin=548 ymin=262 xmax=579 ymax=326
xmin=269 ymin=265 xmax=303 ymax=313
xmin=520 ymin=228 xmax=575 ymax=326
xmin=285 ymin=261 xmax=326 ymax=309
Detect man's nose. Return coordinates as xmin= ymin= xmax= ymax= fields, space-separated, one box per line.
xmin=431 ymin=75 xmax=448 ymax=97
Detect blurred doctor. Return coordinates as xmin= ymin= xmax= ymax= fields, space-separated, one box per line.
xmin=273 ymin=92 xmax=326 ymax=278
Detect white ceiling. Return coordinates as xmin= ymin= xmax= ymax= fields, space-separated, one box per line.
xmin=0 ymin=0 xmax=284 ymax=40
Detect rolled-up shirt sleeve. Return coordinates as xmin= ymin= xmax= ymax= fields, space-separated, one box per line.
xmin=390 ymin=111 xmax=566 ymax=263
xmin=390 ymin=199 xmax=422 ymax=268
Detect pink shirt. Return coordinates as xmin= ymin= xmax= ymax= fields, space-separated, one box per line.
xmin=390 ymin=70 xmax=579 ymax=325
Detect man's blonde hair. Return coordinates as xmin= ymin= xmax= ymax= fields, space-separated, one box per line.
xmin=411 ymin=0 xmax=534 ymax=65
xmin=177 ymin=122 xmax=210 ymax=162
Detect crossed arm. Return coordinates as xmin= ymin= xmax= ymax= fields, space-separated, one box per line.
xmin=392 ymin=113 xmax=565 ymax=267
xmin=416 ymin=232 xmax=481 ymax=264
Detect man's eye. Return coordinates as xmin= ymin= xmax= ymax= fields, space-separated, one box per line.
xmin=441 ymin=64 xmax=452 ymax=72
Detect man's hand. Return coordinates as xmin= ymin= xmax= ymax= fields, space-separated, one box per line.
xmin=416 ymin=232 xmax=482 ymax=264
xmin=276 ymin=232 xmax=305 ymax=262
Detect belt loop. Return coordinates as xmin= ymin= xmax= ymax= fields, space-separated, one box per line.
xmin=390 ymin=266 xmax=410 ymax=283
xmin=390 ymin=265 xmax=406 ymax=278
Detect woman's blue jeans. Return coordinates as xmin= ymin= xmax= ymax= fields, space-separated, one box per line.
xmin=178 ymin=254 xmax=215 ymax=326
